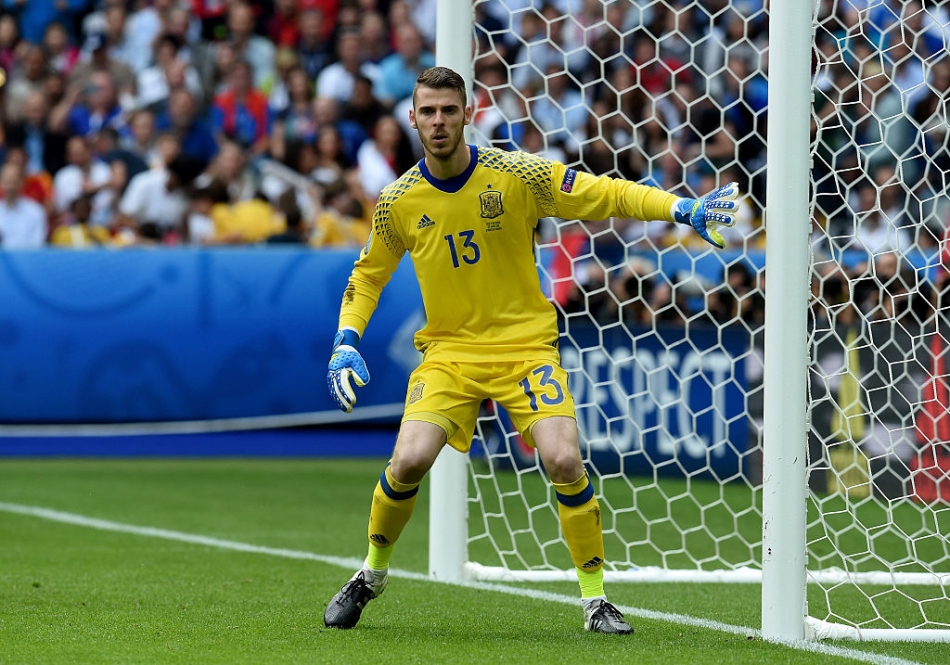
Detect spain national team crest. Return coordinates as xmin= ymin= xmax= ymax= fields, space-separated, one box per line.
xmin=479 ymin=190 xmax=503 ymax=219
xmin=407 ymin=381 xmax=425 ymax=404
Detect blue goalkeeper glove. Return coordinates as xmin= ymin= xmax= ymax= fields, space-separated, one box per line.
xmin=327 ymin=328 xmax=370 ymax=413
xmin=672 ymin=182 xmax=740 ymax=249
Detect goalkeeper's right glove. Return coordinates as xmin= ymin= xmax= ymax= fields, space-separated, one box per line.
xmin=672 ymin=182 xmax=740 ymax=249
xmin=327 ymin=328 xmax=370 ymax=413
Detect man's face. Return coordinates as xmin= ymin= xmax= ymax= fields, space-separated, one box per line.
xmin=409 ymin=86 xmax=471 ymax=160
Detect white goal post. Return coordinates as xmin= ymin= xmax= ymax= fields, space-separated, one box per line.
xmin=429 ymin=0 xmax=950 ymax=643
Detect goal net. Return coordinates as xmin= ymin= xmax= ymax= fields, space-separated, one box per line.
xmin=434 ymin=0 xmax=950 ymax=641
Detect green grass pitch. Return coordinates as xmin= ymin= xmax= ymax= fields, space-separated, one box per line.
xmin=0 ymin=458 xmax=946 ymax=664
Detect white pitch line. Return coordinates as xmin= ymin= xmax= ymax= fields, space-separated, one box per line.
xmin=0 ymin=501 xmax=926 ymax=665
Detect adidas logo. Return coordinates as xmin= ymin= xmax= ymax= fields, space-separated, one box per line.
xmin=417 ymin=214 xmax=435 ymax=229
xmin=581 ymin=556 xmax=603 ymax=569
xmin=370 ymin=533 xmax=390 ymax=545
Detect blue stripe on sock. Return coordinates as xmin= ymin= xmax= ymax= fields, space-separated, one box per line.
xmin=556 ymin=482 xmax=594 ymax=507
xmin=379 ymin=467 xmax=419 ymax=501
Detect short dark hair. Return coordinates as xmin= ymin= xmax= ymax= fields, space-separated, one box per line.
xmin=413 ymin=66 xmax=467 ymax=108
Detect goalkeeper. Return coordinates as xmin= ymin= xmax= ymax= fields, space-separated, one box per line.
xmin=324 ymin=66 xmax=739 ymax=634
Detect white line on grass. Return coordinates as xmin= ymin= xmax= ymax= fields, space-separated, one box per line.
xmin=0 ymin=501 xmax=925 ymax=665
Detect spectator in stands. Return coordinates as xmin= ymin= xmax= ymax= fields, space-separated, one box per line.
xmin=122 ymin=109 xmax=162 ymax=169
xmin=126 ymin=0 xmax=174 ymax=59
xmin=374 ymin=23 xmax=434 ymax=108
xmin=0 ymin=161 xmax=48 ymax=249
xmin=198 ymin=140 xmax=258 ymax=204
xmin=341 ymin=73 xmax=389 ymax=137
xmin=89 ymin=1 xmax=149 ymax=75
xmin=49 ymin=193 xmax=111 ymax=248
xmin=718 ymin=57 xmax=767 ymax=168
xmin=4 ymin=43 xmax=50 ymax=123
xmin=136 ymin=33 xmax=204 ymax=112
xmin=318 ymin=122 xmax=357 ymax=180
xmin=3 ymin=0 xmax=90 ymax=46
xmin=508 ymin=6 xmax=587 ymax=93
xmin=52 ymin=69 xmax=127 ymax=138
xmin=155 ymin=88 xmax=219 ymax=164
xmin=355 ymin=114 xmax=415 ymax=201
xmin=910 ymin=60 xmax=950 ymax=210
xmin=42 ymin=21 xmax=81 ymax=77
xmin=191 ymin=0 xmax=230 ymax=41
xmin=225 ymin=1 xmax=276 ymax=91
xmin=92 ymin=126 xmax=149 ymax=195
xmin=208 ymin=191 xmax=284 ymax=244
xmin=850 ymin=179 xmax=912 ymax=256
xmin=310 ymin=176 xmax=370 ymax=248
xmin=210 ymin=59 xmax=271 ymax=155
xmin=708 ymin=262 xmax=756 ymax=326
xmin=701 ymin=7 xmax=765 ymax=98
xmin=268 ymin=47 xmax=301 ymax=115
xmin=560 ymin=261 xmax=617 ymax=323
xmin=313 ymin=95 xmax=367 ymax=165
xmin=267 ymin=0 xmax=302 ymax=48
xmin=386 ymin=0 xmax=412 ymax=37
xmin=162 ymin=4 xmax=200 ymax=65
xmin=295 ymin=8 xmax=333 ymax=82
xmin=52 ymin=134 xmax=114 ymax=227
xmin=528 ymin=66 xmax=588 ymax=156
xmin=185 ymin=183 xmax=222 ymax=245
xmin=266 ymin=202 xmax=309 ymax=245
xmin=67 ymin=30 xmax=136 ymax=100
xmin=0 ymin=14 xmax=19 ymax=75
xmin=316 ymin=28 xmax=380 ymax=104
xmin=269 ymin=64 xmax=319 ymax=162
xmin=3 ymin=89 xmax=69 ymax=176
xmin=0 ymin=144 xmax=54 ymax=213
xmin=359 ymin=11 xmax=392 ymax=65
xmin=42 ymin=68 xmax=68 ymax=111
xmin=115 ymin=153 xmax=205 ymax=243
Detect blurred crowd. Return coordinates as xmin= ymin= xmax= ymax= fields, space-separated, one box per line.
xmin=0 ymin=0 xmax=768 ymax=253
xmin=0 ymin=0 xmax=946 ymax=331
xmin=0 ymin=0 xmax=435 ymax=248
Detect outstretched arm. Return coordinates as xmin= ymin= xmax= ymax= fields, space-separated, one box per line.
xmin=671 ymin=182 xmax=741 ymax=249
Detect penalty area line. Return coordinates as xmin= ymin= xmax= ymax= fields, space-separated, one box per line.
xmin=0 ymin=501 xmax=924 ymax=665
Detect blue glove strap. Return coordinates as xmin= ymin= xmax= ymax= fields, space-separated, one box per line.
xmin=672 ymin=198 xmax=698 ymax=226
xmin=333 ymin=328 xmax=360 ymax=350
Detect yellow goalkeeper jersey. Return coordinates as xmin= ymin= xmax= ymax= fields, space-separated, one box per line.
xmin=338 ymin=145 xmax=678 ymax=362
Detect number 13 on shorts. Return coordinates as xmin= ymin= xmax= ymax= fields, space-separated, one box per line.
xmin=519 ymin=364 xmax=566 ymax=412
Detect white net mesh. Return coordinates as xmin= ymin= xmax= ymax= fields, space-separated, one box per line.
xmin=463 ymin=0 xmax=950 ymax=637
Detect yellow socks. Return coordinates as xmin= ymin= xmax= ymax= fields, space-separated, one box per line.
xmin=554 ymin=473 xmax=606 ymax=599
xmin=366 ymin=464 xmax=420 ymax=570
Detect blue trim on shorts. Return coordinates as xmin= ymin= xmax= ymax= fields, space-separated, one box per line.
xmin=555 ymin=481 xmax=594 ymax=507
xmin=379 ymin=466 xmax=419 ymax=500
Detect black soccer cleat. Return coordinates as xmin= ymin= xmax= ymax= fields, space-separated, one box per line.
xmin=584 ymin=599 xmax=634 ymax=635
xmin=324 ymin=570 xmax=387 ymax=629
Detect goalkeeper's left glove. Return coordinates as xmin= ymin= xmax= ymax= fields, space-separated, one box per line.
xmin=672 ymin=182 xmax=740 ymax=249
xmin=327 ymin=328 xmax=370 ymax=413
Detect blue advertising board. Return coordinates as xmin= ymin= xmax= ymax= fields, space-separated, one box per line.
xmin=0 ymin=248 xmax=422 ymax=425
xmin=475 ymin=323 xmax=750 ymax=481
xmin=1 ymin=250 xmax=749 ymax=474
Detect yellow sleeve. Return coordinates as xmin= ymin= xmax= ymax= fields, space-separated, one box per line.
xmin=337 ymin=187 xmax=406 ymax=336
xmin=547 ymin=160 xmax=679 ymax=223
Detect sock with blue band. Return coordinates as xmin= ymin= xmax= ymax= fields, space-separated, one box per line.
xmin=365 ymin=464 xmax=420 ymax=570
xmin=554 ymin=472 xmax=606 ymax=599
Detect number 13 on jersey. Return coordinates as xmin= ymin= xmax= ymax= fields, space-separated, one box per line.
xmin=444 ymin=230 xmax=481 ymax=268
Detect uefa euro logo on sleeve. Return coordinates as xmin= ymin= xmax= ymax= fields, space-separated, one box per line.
xmin=560 ymin=168 xmax=577 ymax=193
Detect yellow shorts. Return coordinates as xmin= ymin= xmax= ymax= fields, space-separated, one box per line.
xmin=402 ymin=354 xmax=577 ymax=453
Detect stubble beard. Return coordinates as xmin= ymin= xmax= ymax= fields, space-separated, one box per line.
xmin=422 ymin=127 xmax=464 ymax=162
